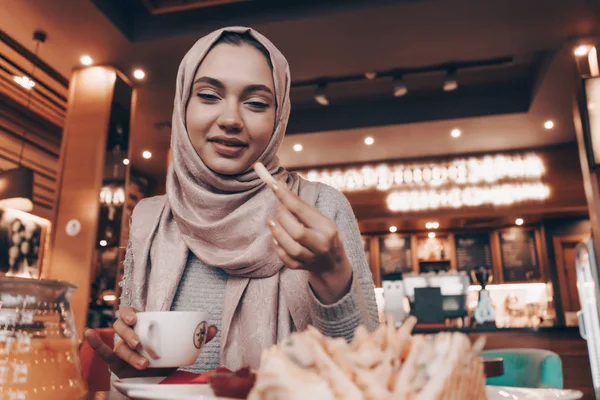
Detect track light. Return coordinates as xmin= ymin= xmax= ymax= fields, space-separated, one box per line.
xmin=393 ymin=76 xmax=408 ymax=97
xmin=574 ymin=45 xmax=591 ymax=57
xmin=314 ymin=84 xmax=329 ymax=106
xmin=443 ymin=69 xmax=458 ymax=92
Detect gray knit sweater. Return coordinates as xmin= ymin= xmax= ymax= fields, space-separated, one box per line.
xmin=116 ymin=184 xmax=378 ymax=376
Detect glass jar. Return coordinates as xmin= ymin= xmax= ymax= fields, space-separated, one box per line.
xmin=0 ymin=277 xmax=87 ymax=399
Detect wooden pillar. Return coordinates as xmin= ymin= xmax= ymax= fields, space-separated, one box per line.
xmin=572 ymin=44 xmax=600 ymax=278
xmin=48 ymin=66 xmax=119 ymax=337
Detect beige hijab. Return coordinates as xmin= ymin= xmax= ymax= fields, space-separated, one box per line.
xmin=127 ymin=27 xmax=321 ymax=369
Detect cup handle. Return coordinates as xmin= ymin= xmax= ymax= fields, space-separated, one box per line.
xmin=137 ymin=320 xmax=160 ymax=359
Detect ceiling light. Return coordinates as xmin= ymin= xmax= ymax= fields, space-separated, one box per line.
xmin=365 ymin=72 xmax=377 ymax=80
xmin=432 ymin=222 xmax=439 ymax=229
xmin=389 ymin=226 xmax=397 ymax=233
xmin=451 ymin=128 xmax=461 ymax=138
xmin=142 ymin=151 xmax=152 ymax=159
xmin=293 ymin=144 xmax=303 ymax=152
xmin=515 ymin=218 xmax=524 ymax=226
xmin=428 ymin=232 xmax=436 ymax=239
xmin=393 ymin=76 xmax=408 ymax=97
xmin=574 ymin=45 xmax=591 ymax=57
xmin=443 ymin=69 xmax=458 ymax=92
xmin=123 ymin=158 xmax=130 ymax=165
xmin=425 ymin=222 xmax=432 ymax=229
xmin=314 ymin=84 xmax=329 ymax=106
xmin=364 ymin=137 xmax=375 ymax=146
xmin=99 ymin=240 xmax=108 ymax=247
xmin=133 ymin=69 xmax=146 ymax=80
xmin=13 ymin=75 xmax=35 ymax=90
xmin=544 ymin=120 xmax=554 ymax=130
xmin=80 ymin=55 xmax=93 ymax=66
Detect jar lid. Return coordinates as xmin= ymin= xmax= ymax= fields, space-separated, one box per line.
xmin=0 ymin=276 xmax=78 ymax=289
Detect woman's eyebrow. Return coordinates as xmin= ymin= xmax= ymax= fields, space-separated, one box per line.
xmin=243 ymin=84 xmax=274 ymax=96
xmin=193 ymin=76 xmax=225 ymax=89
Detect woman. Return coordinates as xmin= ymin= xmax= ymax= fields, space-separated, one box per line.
xmin=86 ymin=26 xmax=378 ymax=379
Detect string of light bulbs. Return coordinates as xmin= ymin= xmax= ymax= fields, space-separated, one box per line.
xmin=301 ymin=153 xmax=545 ymax=192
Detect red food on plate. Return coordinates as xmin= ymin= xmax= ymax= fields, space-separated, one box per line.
xmin=160 ymin=367 xmax=232 ymax=384
xmin=209 ymin=366 xmax=256 ymax=399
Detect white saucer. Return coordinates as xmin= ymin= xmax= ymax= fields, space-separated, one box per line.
xmin=113 ymin=376 xmax=236 ymax=399
xmin=486 ymin=386 xmax=583 ymax=400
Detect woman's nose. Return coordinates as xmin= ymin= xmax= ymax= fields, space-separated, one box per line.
xmin=217 ymin=101 xmax=243 ymax=132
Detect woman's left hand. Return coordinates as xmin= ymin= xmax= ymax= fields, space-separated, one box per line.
xmin=266 ymin=181 xmax=353 ymax=304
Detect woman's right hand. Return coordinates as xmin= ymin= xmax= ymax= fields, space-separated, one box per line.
xmin=85 ymin=306 xmax=218 ymax=379
xmin=84 ymin=306 xmax=173 ymax=379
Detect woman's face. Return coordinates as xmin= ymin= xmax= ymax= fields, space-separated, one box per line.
xmin=186 ymin=42 xmax=276 ymax=175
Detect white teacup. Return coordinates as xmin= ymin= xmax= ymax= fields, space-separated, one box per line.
xmin=133 ymin=311 xmax=209 ymax=368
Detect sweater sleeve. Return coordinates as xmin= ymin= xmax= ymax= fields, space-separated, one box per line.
xmin=117 ymin=240 xmax=134 ymax=308
xmin=308 ymin=184 xmax=380 ymax=340
xmin=108 ymin=242 xmax=132 ymax=399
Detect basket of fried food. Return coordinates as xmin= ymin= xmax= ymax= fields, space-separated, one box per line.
xmin=248 ymin=316 xmax=487 ymax=400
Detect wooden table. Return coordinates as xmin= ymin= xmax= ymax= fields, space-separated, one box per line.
xmin=484 ymin=357 xmax=504 ymax=377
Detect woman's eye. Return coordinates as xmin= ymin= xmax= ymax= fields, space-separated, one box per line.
xmin=197 ymin=93 xmax=220 ymax=101
xmin=247 ymin=101 xmax=269 ymax=109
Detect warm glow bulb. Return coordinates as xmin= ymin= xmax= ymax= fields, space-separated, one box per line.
xmin=99 ymin=240 xmax=108 ymax=247
xmin=574 ymin=45 xmax=591 ymax=57
xmin=451 ymin=129 xmax=461 ymax=138
xmin=133 ymin=69 xmax=146 ymax=80
xmin=515 ymin=218 xmax=524 ymax=226
xmin=80 ymin=55 xmax=93 ymax=66
xmin=123 ymin=158 xmax=130 ymax=165
xmin=142 ymin=151 xmax=152 ymax=159
xmin=389 ymin=226 xmax=397 ymax=233
xmin=13 ymin=75 xmax=35 ymax=90
xmin=293 ymin=144 xmax=303 ymax=152
xmin=364 ymin=137 xmax=375 ymax=146
xmin=103 ymin=294 xmax=117 ymax=302
xmin=432 ymin=222 xmax=440 ymax=229
xmin=428 ymin=232 xmax=436 ymax=239
xmin=544 ymin=120 xmax=554 ymax=130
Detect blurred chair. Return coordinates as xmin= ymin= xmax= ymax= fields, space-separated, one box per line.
xmin=482 ymin=348 xmax=563 ymax=389
xmin=80 ymin=328 xmax=115 ymax=392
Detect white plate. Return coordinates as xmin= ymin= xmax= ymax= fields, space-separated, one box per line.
xmin=113 ymin=376 xmax=236 ymax=400
xmin=486 ymin=386 xmax=583 ymax=400
xmin=127 ymin=388 xmax=217 ymax=400
xmin=115 ymin=379 xmax=583 ymax=400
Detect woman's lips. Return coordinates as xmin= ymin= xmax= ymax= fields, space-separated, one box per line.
xmin=210 ymin=141 xmax=248 ymax=157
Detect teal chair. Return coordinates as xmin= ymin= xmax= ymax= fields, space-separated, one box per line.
xmin=482 ymin=349 xmax=563 ymax=389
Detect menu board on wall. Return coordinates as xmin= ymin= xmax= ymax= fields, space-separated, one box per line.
xmin=454 ymin=233 xmax=492 ymax=272
xmin=499 ymin=229 xmax=541 ymax=282
xmin=379 ymin=234 xmax=412 ymax=279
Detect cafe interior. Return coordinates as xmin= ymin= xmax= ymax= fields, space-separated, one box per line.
xmin=3 ymin=0 xmax=600 ymax=399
